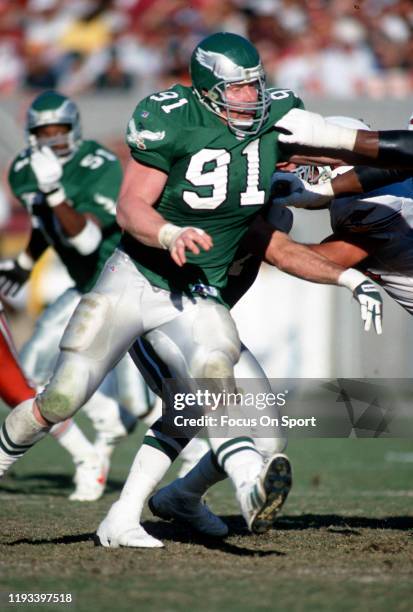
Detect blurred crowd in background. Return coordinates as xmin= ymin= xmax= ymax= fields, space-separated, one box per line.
xmin=0 ymin=0 xmax=413 ymax=100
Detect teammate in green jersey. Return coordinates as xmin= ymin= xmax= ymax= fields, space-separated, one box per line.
xmin=0 ymin=91 xmax=156 ymax=501
xmin=0 ymin=34 xmax=382 ymax=547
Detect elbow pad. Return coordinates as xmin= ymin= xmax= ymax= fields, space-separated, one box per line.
xmin=67 ymin=219 xmax=102 ymax=255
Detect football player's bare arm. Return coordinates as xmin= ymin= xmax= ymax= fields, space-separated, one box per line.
xmin=330 ymin=166 xmax=413 ymax=197
xmin=244 ymin=216 xmax=382 ymax=334
xmin=276 ymin=108 xmax=413 ymax=168
xmin=50 ymin=201 xmax=89 ymax=236
xmin=246 ymin=216 xmax=347 ymax=283
xmin=286 ymin=153 xmax=353 ymax=168
xmin=116 ymin=159 xmax=213 ymax=267
xmin=308 ymin=236 xmax=373 ymax=269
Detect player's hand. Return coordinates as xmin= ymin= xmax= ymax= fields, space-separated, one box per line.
xmin=270 ymin=172 xmax=334 ymax=209
xmin=158 ymin=223 xmax=213 ymax=266
xmin=274 ymin=108 xmax=357 ymax=151
xmin=30 ymin=146 xmax=63 ymax=193
xmin=170 ymin=227 xmax=213 ymax=267
xmin=0 ymin=257 xmax=32 ymax=296
xmin=353 ymin=280 xmax=382 ymax=334
xmin=338 ymin=269 xmax=382 ymax=334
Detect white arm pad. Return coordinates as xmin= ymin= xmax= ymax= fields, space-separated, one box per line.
xmin=276 ymin=109 xmax=358 ymax=150
xmin=338 ymin=268 xmax=369 ymax=292
xmin=67 ymin=219 xmax=102 ymax=255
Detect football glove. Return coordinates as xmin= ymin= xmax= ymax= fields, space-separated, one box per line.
xmin=338 ymin=269 xmax=382 ymax=334
xmin=271 ymin=172 xmax=334 ymax=209
xmin=275 ymin=108 xmax=357 ymax=151
xmin=270 ymin=172 xmax=334 ymax=209
xmin=0 ymin=254 xmax=33 ymax=296
xmin=353 ymin=280 xmax=383 ymax=334
xmin=30 ymin=146 xmax=66 ymax=207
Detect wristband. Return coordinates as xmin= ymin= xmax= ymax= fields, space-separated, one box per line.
xmin=338 ymin=268 xmax=368 ymax=292
xmin=67 ymin=219 xmax=102 ymax=255
xmin=158 ymin=223 xmax=187 ymax=249
xmin=46 ymin=186 xmax=66 ymax=207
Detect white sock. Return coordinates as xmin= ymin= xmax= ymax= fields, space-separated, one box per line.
xmin=210 ymin=436 xmax=263 ymax=491
xmin=50 ymin=419 xmax=96 ymax=464
xmin=180 ymin=437 xmax=209 ymax=463
xmin=177 ymin=450 xmax=226 ymax=497
xmin=224 ymin=450 xmax=263 ymax=491
xmin=116 ymin=443 xmax=172 ymax=521
xmin=0 ymin=399 xmax=49 ymax=475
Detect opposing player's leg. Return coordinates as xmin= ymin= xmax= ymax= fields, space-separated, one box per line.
xmin=150 ymin=345 xmax=291 ymax=534
xmin=98 ymin=305 xmax=288 ymax=546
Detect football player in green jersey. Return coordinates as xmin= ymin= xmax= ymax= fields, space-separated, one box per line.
xmin=0 ymin=91 xmax=159 ymax=501
xmin=0 ymin=34 xmax=382 ymax=548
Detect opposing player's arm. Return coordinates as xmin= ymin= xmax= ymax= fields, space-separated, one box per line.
xmin=275 ymin=108 xmax=413 ymax=168
xmin=308 ymin=234 xmax=375 ymax=268
xmin=330 ymin=166 xmax=412 ymax=197
xmin=271 ymin=164 xmax=413 ymax=210
xmin=246 ymin=216 xmax=382 ymax=333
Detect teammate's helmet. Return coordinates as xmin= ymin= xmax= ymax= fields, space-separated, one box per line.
xmin=26 ymin=91 xmax=82 ymax=158
xmin=190 ymin=32 xmax=270 ymax=137
xmin=295 ymin=115 xmax=371 ymax=184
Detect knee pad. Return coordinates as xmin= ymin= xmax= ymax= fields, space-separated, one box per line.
xmin=144 ymin=301 xmax=241 ymax=382
xmin=37 ymin=354 xmax=90 ymax=423
xmin=190 ymin=302 xmax=240 ymax=379
xmin=60 ymin=292 xmax=111 ymax=360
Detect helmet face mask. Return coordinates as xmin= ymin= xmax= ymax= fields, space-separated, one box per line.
xmin=191 ymin=33 xmax=270 ymax=137
xmin=293 ymin=164 xmax=332 ymax=185
xmin=26 ymin=91 xmax=82 ymax=160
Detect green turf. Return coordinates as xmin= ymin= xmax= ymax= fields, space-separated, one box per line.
xmin=0 ymin=411 xmax=412 ymax=612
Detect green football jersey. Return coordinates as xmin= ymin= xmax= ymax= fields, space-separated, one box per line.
xmin=122 ymin=84 xmax=303 ymax=301
xmin=9 ymin=140 xmax=122 ymax=293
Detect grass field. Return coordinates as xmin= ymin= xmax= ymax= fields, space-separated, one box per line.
xmin=0 ymin=412 xmax=412 ymax=612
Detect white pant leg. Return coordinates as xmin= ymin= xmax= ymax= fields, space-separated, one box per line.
xmin=234 ymin=344 xmax=287 ymax=457
xmin=38 ymin=251 xmax=148 ymax=422
xmin=20 ymin=288 xmax=81 ymax=385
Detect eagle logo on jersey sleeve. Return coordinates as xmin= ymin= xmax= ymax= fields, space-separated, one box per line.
xmin=127 ymin=119 xmax=165 ymax=150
